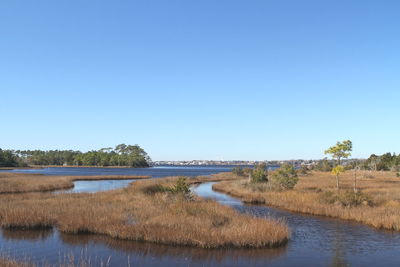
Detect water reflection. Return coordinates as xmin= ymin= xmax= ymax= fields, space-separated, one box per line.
xmin=2 ymin=228 xmax=54 ymax=241
xmin=0 ymin=229 xmax=287 ymax=266
xmin=59 ymin=232 xmax=287 ymax=262
xmin=65 ymin=179 xmax=137 ymax=193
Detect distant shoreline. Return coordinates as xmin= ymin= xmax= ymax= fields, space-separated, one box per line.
xmin=0 ymin=165 xmax=150 ymax=170
xmin=0 ymin=165 xmax=243 ymax=170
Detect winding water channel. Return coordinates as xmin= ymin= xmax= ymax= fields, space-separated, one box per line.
xmin=2 ymin=167 xmax=400 ymax=266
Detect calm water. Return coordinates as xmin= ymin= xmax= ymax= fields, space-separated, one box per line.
xmin=1 ymin=166 xmax=236 ymax=177
xmin=2 ymin=169 xmax=400 ymax=266
xmin=64 ymin=179 xmax=142 ymax=193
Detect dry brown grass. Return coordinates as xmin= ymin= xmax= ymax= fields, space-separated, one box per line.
xmin=0 ymin=258 xmax=33 ymax=267
xmin=0 ymin=173 xmax=150 ymax=194
xmin=0 ymin=256 xmax=100 ymax=267
xmin=0 ymin=176 xmax=288 ymax=248
xmin=213 ymin=170 xmax=400 ymax=230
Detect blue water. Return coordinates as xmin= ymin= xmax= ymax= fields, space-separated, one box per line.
xmin=65 ymin=179 xmax=142 ymax=193
xmin=1 ymin=165 xmax=235 ymax=177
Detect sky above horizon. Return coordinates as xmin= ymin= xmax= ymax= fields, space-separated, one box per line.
xmin=1 ymin=0 xmax=400 ymax=161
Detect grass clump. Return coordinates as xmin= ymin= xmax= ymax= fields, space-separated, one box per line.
xmin=141 ymin=176 xmax=191 ymax=199
xmin=140 ymin=183 xmax=169 ymax=195
xmin=319 ymin=191 xmax=373 ymax=207
xmin=244 ymin=181 xmax=269 ymax=192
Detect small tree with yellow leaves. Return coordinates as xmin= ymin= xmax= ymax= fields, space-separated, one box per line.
xmin=325 ymin=140 xmax=352 ymax=191
xmin=331 ymin=165 xmax=344 ymax=191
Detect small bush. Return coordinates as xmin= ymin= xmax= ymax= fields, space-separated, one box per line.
xmin=142 ymin=177 xmax=190 ymax=197
xmin=339 ymin=191 xmax=373 ymax=207
xmin=251 ymin=168 xmax=268 ymax=183
xmin=397 ymin=172 xmax=400 ymax=178
xmin=232 ymin=167 xmax=245 ymax=176
xmin=270 ymin=164 xmax=298 ymax=190
xmin=319 ymin=190 xmax=373 ymax=207
xmin=172 ymin=176 xmax=190 ymax=195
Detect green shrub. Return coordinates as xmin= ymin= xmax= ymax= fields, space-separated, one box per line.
xmin=250 ymin=163 xmax=268 ymax=183
xmin=397 ymin=172 xmax=400 ymax=178
xmin=270 ymin=164 xmax=298 ymax=190
xmin=172 ymin=176 xmax=191 ymax=195
xmin=339 ymin=191 xmax=373 ymax=207
xmin=232 ymin=167 xmax=245 ymax=176
xmin=320 ymin=190 xmax=373 ymax=207
xmin=142 ymin=177 xmax=190 ymax=197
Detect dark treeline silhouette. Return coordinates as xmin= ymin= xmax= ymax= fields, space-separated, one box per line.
xmin=0 ymin=144 xmax=151 ymax=168
xmin=0 ymin=149 xmax=20 ymax=167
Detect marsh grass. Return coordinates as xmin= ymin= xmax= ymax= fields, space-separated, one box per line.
xmin=0 ymin=258 xmax=33 ymax=267
xmin=0 ymin=251 xmax=111 ymax=267
xmin=213 ymin=171 xmax=400 ymax=230
xmin=0 ymin=176 xmax=288 ymax=248
xmin=319 ymin=190 xmax=373 ymax=207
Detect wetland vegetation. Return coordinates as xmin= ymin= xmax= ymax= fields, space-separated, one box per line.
xmin=215 ymin=168 xmax=400 ymax=230
xmin=0 ymin=174 xmax=289 ymax=249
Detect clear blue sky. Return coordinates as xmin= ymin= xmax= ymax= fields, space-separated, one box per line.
xmin=1 ymin=1 xmax=399 ymax=161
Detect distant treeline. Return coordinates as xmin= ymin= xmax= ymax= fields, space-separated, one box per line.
xmin=0 ymin=144 xmax=151 ymax=168
xmin=362 ymin=153 xmax=400 ymax=171
xmin=313 ymin=153 xmax=400 ymax=172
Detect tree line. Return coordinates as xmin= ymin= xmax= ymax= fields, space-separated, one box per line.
xmin=0 ymin=144 xmax=151 ymax=168
xmin=312 ymin=153 xmax=400 ymax=172
xmin=362 ymin=153 xmax=400 ymax=171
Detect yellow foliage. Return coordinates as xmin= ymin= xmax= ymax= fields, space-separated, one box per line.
xmin=331 ymin=165 xmax=344 ymax=176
